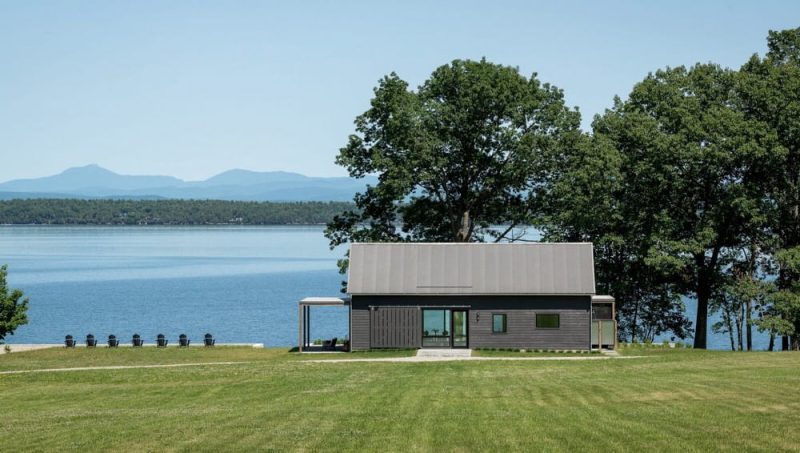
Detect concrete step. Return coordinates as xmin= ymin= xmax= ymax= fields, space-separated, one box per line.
xmin=415 ymin=348 xmax=472 ymax=358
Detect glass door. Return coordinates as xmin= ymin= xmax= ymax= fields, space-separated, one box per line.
xmin=452 ymin=310 xmax=468 ymax=348
xmin=422 ymin=309 xmax=451 ymax=347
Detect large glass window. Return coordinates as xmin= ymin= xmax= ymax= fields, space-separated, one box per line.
xmin=422 ymin=310 xmax=451 ymax=347
xmin=536 ymin=313 xmax=560 ymax=329
xmin=492 ymin=314 xmax=507 ymax=333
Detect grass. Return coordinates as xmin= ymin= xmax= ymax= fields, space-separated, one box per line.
xmin=1 ymin=347 xmax=799 ymax=451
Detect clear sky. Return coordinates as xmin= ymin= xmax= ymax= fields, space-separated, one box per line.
xmin=1 ymin=1 xmax=798 ymax=182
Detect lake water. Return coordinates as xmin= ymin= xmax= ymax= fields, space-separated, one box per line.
xmin=0 ymin=226 xmax=347 ymax=346
xmin=0 ymin=226 xmax=774 ymax=349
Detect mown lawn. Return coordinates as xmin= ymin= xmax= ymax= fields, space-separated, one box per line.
xmin=1 ymin=347 xmax=798 ymax=451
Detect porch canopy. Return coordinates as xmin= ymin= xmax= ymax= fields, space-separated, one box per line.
xmin=298 ymin=297 xmax=349 ymax=352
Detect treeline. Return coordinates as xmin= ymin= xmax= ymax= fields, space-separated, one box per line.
xmin=326 ymin=28 xmax=800 ymax=350
xmin=0 ymin=199 xmax=356 ymax=225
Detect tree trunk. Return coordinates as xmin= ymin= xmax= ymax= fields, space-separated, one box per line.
xmin=693 ymin=252 xmax=717 ymax=350
xmin=783 ymin=335 xmax=789 ymax=351
xmin=693 ymin=283 xmax=710 ymax=349
xmin=794 ymin=320 xmax=800 ymax=350
xmin=724 ymin=307 xmax=735 ymax=352
xmin=735 ymin=304 xmax=744 ymax=351
xmin=630 ymin=291 xmax=640 ymax=343
xmin=768 ymin=333 xmax=775 ymax=352
xmin=745 ymin=300 xmax=753 ymax=351
xmin=456 ymin=210 xmax=471 ymax=242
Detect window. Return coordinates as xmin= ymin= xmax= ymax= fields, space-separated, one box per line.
xmin=536 ymin=313 xmax=560 ymax=329
xmin=592 ymin=304 xmax=613 ymax=320
xmin=492 ymin=314 xmax=507 ymax=333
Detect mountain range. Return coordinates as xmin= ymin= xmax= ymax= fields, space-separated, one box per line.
xmin=0 ymin=165 xmax=375 ymax=201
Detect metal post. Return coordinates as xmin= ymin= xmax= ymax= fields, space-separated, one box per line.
xmin=298 ymin=303 xmax=303 ymax=352
xmin=305 ymin=306 xmax=310 ymax=349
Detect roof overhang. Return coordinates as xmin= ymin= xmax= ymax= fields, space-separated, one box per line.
xmin=299 ymin=297 xmax=350 ymax=306
xmin=591 ymin=295 xmax=615 ymax=303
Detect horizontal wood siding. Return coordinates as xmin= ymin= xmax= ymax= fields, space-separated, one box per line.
xmin=351 ymin=295 xmax=591 ymax=350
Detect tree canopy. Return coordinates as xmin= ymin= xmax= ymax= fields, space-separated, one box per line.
xmin=326 ymin=58 xmax=582 ymax=248
xmin=329 ymin=30 xmax=800 ymax=349
xmin=0 ymin=265 xmax=29 ymax=344
xmin=0 ymin=199 xmax=355 ymax=225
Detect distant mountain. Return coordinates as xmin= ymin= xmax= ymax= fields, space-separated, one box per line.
xmin=0 ymin=164 xmax=183 ymax=193
xmin=0 ymin=165 xmax=374 ymax=202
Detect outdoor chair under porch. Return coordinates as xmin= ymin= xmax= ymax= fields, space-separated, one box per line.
xmin=322 ymin=337 xmax=338 ymax=351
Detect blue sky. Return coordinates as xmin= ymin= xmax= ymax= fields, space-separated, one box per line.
xmin=1 ymin=1 xmax=798 ymax=182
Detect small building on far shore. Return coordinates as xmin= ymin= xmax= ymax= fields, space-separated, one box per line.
xmin=300 ymin=242 xmax=616 ymax=351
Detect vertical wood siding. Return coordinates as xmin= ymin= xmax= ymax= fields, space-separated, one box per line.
xmin=368 ymin=306 xmax=420 ymax=348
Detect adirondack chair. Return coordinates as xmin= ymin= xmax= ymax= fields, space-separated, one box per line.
xmin=107 ymin=334 xmax=119 ymax=348
xmin=64 ymin=335 xmax=76 ymax=348
xmin=322 ymin=337 xmax=338 ymax=351
xmin=203 ymin=333 xmax=215 ymax=347
xmin=156 ymin=333 xmax=168 ymax=347
xmin=178 ymin=334 xmax=190 ymax=347
xmin=86 ymin=334 xmax=98 ymax=347
xmin=132 ymin=333 xmax=144 ymax=347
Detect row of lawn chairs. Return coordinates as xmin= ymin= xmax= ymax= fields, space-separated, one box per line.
xmin=64 ymin=333 xmax=215 ymax=348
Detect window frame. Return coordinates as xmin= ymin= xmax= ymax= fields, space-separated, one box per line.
xmin=535 ymin=313 xmax=560 ymax=329
xmin=491 ymin=313 xmax=507 ymax=334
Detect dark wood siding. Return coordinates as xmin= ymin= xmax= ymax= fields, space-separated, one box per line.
xmin=350 ymin=295 xmax=591 ymax=350
xmin=368 ymin=307 xmax=421 ymax=348
xmin=350 ymin=304 xmax=371 ymax=350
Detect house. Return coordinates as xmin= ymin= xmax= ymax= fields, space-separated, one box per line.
xmin=299 ymin=242 xmax=616 ymax=351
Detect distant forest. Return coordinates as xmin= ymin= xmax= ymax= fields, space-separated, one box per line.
xmin=0 ymin=199 xmax=356 ymax=225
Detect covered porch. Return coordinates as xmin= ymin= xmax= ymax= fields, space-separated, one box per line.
xmin=298 ymin=297 xmax=350 ymax=352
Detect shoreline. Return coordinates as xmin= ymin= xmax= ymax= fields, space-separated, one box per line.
xmin=2 ymin=343 xmax=265 ymax=354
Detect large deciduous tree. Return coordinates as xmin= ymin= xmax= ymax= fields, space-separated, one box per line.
xmin=326 ymin=59 xmax=581 ymax=255
xmin=738 ymin=28 xmax=800 ymax=349
xmin=560 ymin=64 xmax=770 ymax=348
xmin=540 ymin=126 xmax=693 ymax=342
xmin=0 ymin=265 xmax=29 ymax=344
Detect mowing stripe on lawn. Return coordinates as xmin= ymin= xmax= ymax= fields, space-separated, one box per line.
xmin=0 ymin=361 xmax=248 ymax=375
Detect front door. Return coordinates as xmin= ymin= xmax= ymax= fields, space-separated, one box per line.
xmin=452 ymin=310 xmax=468 ymax=348
xmin=422 ymin=309 xmax=468 ymax=348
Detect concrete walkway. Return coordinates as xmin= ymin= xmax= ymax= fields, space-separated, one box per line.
xmin=415 ymin=348 xmax=472 ymax=359
xmin=0 ymin=361 xmax=248 ymax=375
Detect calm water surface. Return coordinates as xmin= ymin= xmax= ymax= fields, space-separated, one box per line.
xmin=0 ymin=226 xmax=774 ymax=349
xmin=1 ymin=226 xmax=347 ymax=346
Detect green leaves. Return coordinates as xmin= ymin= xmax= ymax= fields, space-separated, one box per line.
xmin=327 ymin=58 xmax=581 ymax=249
xmin=0 ymin=264 xmax=29 ymax=343
xmin=329 ymin=30 xmax=800 ymax=349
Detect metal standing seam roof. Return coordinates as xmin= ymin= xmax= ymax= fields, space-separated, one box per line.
xmin=347 ymin=242 xmax=596 ymax=296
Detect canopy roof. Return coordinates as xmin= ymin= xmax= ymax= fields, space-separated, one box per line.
xmin=347 ymin=242 xmax=596 ymax=296
xmin=299 ymin=297 xmax=348 ymax=306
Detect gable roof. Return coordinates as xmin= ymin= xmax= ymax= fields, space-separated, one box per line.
xmin=347 ymin=242 xmax=595 ymax=296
